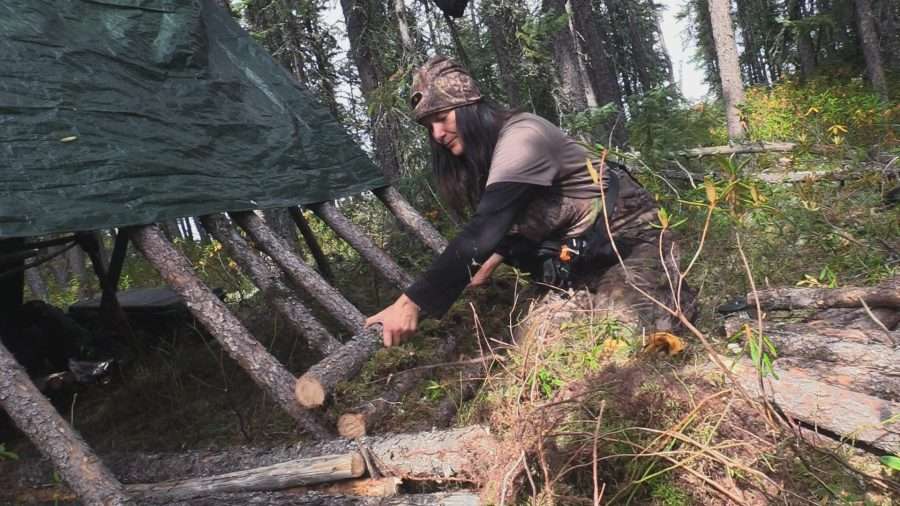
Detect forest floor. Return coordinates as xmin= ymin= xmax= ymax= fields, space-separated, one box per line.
xmin=1 ymin=149 xmax=899 ymax=504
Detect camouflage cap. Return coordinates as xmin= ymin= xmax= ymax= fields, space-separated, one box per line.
xmin=410 ymin=55 xmax=482 ymax=123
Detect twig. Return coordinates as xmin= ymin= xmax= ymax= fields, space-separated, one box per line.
xmin=858 ymin=298 xmax=895 ymax=344
xmin=592 ymin=401 xmax=606 ymax=506
xmin=498 ymin=452 xmax=525 ymax=506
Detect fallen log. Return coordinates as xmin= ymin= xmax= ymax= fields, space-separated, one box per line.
xmin=675 ymin=141 xmax=800 ymax=157
xmin=201 ymin=214 xmax=341 ymax=355
xmin=747 ymin=285 xmax=900 ymax=311
xmin=729 ymin=358 xmax=900 ymax=453
xmin=309 ymin=201 xmax=414 ymax=290
xmin=0 ymin=341 xmax=128 ymax=505
xmin=151 ymin=490 xmax=481 ymax=505
xmin=374 ymin=186 xmax=448 ymax=254
xmin=129 ymin=225 xmax=332 ymax=439
xmin=776 ymin=357 xmax=900 ymax=402
xmin=3 ymin=426 xmax=498 ymax=489
xmin=338 ymin=334 xmax=461 ymax=438
xmin=726 ymin=320 xmax=900 ymax=371
xmin=808 ymin=307 xmax=900 ymax=332
xmin=0 ymin=478 xmax=403 ymax=505
xmin=231 ymin=210 xmax=366 ymax=334
xmin=125 ymin=452 xmax=365 ymax=502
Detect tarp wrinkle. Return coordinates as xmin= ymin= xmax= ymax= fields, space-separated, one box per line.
xmin=0 ymin=0 xmax=385 ymax=238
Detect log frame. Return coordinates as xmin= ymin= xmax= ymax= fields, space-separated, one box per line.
xmin=374 ymin=186 xmax=447 ymax=254
xmin=0 ymin=340 xmax=128 ymax=505
xmin=128 ymin=224 xmax=332 ymax=439
xmin=309 ymin=201 xmax=413 ymax=290
xmin=288 ymin=207 xmax=335 ymax=280
xmin=201 ymin=214 xmax=341 ymax=355
xmin=231 ymin=211 xmax=365 ymax=334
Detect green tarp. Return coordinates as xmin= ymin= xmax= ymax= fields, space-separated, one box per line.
xmin=0 ymin=0 xmax=386 ymax=238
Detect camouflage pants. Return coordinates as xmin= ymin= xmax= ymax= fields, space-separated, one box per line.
xmin=518 ymin=166 xmax=696 ymax=333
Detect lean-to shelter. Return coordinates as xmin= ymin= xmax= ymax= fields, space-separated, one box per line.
xmin=0 ymin=1 xmax=447 ymax=503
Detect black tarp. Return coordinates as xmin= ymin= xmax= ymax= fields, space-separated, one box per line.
xmin=0 ymin=0 xmax=386 ymax=238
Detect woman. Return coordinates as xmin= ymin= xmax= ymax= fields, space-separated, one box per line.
xmin=366 ymin=56 xmax=666 ymax=346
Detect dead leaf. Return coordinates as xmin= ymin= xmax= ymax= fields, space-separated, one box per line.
xmin=642 ymin=332 xmax=686 ymax=356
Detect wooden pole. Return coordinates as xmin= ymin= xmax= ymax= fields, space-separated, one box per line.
xmin=309 ymin=201 xmax=413 ymax=290
xmin=338 ymin=333 xmax=460 ymax=438
xmin=231 ymin=211 xmax=366 ymax=334
xmin=374 ymin=187 xmax=447 ymax=254
xmin=288 ymin=207 xmax=335 ymax=280
xmin=126 ymin=452 xmax=365 ymax=502
xmin=0 ymin=340 xmax=129 ymax=505
xmin=748 ymin=285 xmax=900 ymax=310
xmin=75 ymin=232 xmax=132 ymax=338
xmin=295 ymin=331 xmax=383 ymax=408
xmin=201 ymin=214 xmax=341 ymax=355
xmin=128 ymin=225 xmax=332 ymax=439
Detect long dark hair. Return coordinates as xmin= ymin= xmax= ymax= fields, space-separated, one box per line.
xmin=429 ymin=101 xmax=513 ymax=217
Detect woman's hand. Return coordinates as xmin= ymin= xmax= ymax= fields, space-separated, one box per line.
xmin=365 ymin=294 xmax=420 ymax=347
xmin=468 ymin=253 xmax=505 ymax=288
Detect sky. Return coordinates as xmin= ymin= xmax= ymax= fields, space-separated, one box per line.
xmin=659 ymin=0 xmax=710 ymax=102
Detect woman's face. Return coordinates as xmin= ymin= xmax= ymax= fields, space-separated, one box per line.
xmin=426 ymin=109 xmax=464 ymax=156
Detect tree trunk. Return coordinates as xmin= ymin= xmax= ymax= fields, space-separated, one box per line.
xmin=789 ymin=0 xmax=817 ymax=80
xmin=374 ymin=186 xmax=448 ymax=254
xmin=854 ymin=0 xmax=889 ymax=100
xmin=339 ymin=0 xmax=403 ymax=182
xmin=310 ymin=201 xmax=413 ymax=290
xmin=875 ymin=0 xmax=899 ymax=71
xmin=0 ymin=341 xmax=128 ymax=505
xmin=482 ymin=0 xmax=525 ymax=107
xmin=708 ymin=0 xmax=746 ymax=141
xmin=730 ymin=357 xmax=900 ymax=453
xmin=128 ymin=225 xmax=332 ymax=439
xmin=542 ymin=0 xmax=589 ymax=115
xmin=569 ymin=0 xmax=625 ymax=141
xmin=201 ymin=214 xmax=341 ymax=355
xmin=126 ymin=453 xmax=365 ymax=502
xmin=776 ymin=357 xmax=900 ymax=401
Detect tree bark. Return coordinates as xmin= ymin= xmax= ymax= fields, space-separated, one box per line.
xmin=295 ymin=329 xmax=383 ymax=408
xmin=776 ymin=357 xmax=900 ymax=401
xmin=201 ymin=214 xmax=341 ymax=355
xmin=150 ymin=491 xmax=481 ymax=506
xmin=231 ymin=211 xmax=366 ymax=335
xmin=789 ymin=0 xmax=816 ymax=79
xmin=288 ymin=207 xmax=335 ymax=280
xmin=263 ymin=209 xmax=302 ymax=256
xmin=128 ymin=225 xmax=332 ymax=439
xmin=730 ymin=358 xmax=900 ymax=453
xmin=338 ymin=333 xmax=461 ymax=438
xmin=374 ymin=187 xmax=447 ymax=254
xmin=853 ymin=0 xmax=889 ymax=100
xmin=542 ymin=0 xmax=589 ymax=115
xmin=340 ymin=0 xmax=403 ymax=182
xmin=482 ymin=0 xmax=525 ymax=107
xmin=310 ymin=201 xmax=413 ymax=290
xmin=125 ymin=453 xmax=365 ymax=502
xmin=0 ymin=341 xmax=128 ymax=505
xmin=747 ymin=285 xmax=900 ymax=310
xmin=3 ymin=426 xmax=497 ymax=489
xmin=708 ymin=0 xmax=746 ymax=141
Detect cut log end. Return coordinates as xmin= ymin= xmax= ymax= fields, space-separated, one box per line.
xmin=350 ymin=451 xmax=366 ymax=477
xmin=295 ymin=376 xmax=326 ymax=408
xmin=337 ymin=413 xmax=367 ymax=439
